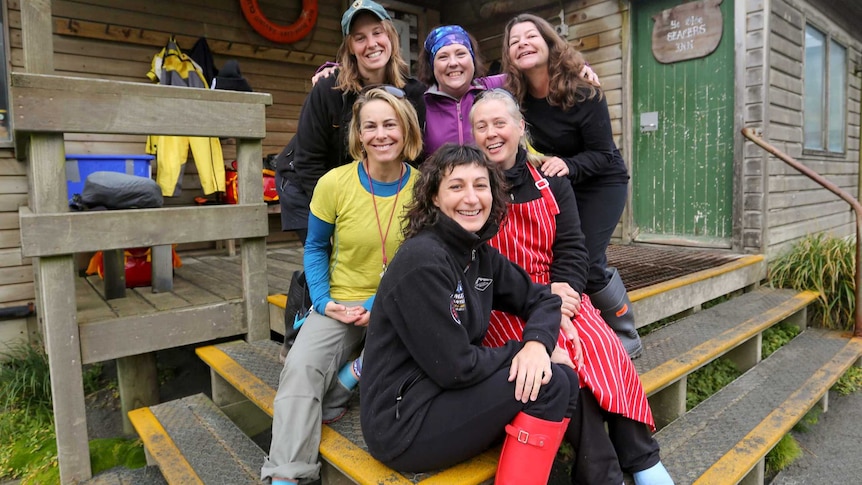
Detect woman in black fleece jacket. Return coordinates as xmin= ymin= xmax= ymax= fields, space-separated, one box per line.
xmin=360 ymin=144 xmax=578 ymax=484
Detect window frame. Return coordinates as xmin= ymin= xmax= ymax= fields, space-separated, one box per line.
xmin=802 ymin=23 xmax=847 ymax=156
xmin=0 ymin=2 xmax=11 ymax=147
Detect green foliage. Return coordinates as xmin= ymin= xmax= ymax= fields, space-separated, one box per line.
xmin=89 ymin=438 xmax=146 ymax=474
xmin=793 ymin=406 xmax=822 ymax=433
xmin=556 ymin=441 xmax=574 ymax=462
xmin=762 ymin=322 xmax=801 ymax=359
xmin=686 ymin=358 xmax=741 ymax=410
xmin=82 ymin=363 xmax=105 ymax=395
xmin=833 ymin=365 xmax=862 ymax=396
xmin=766 ymin=434 xmax=802 ymax=475
xmin=0 ymin=342 xmax=52 ymax=413
xmin=0 ymin=407 xmax=55 ymax=482
xmin=769 ymin=233 xmax=856 ymax=330
xmin=1 ymin=343 xmax=145 ymax=482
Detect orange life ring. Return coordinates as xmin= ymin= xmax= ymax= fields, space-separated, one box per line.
xmin=240 ymin=0 xmax=318 ymax=44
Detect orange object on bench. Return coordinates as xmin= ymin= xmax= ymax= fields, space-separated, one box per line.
xmin=86 ymin=247 xmax=182 ymax=288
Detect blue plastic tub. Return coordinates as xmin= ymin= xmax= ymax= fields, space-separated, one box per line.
xmin=65 ymin=154 xmax=154 ymax=197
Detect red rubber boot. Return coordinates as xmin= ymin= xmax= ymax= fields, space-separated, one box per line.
xmin=495 ymin=412 xmax=569 ymax=485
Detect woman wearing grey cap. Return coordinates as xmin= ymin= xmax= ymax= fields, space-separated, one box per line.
xmin=264 ymin=2 xmax=427 ymax=484
xmin=275 ymin=0 xmax=426 ymax=244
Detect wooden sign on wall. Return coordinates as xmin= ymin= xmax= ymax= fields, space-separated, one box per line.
xmin=651 ymin=0 xmax=723 ymax=64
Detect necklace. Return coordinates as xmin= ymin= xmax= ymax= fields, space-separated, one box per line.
xmin=365 ymin=161 xmax=406 ymax=277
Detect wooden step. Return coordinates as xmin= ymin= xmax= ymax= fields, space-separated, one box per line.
xmin=655 ymin=328 xmax=862 ymax=485
xmin=128 ymin=393 xmax=265 ymax=484
xmin=196 ymin=340 xmax=498 ymax=485
xmin=636 ymin=287 xmax=819 ymax=428
xmin=630 ymin=254 xmax=766 ymax=327
xmin=267 ymin=293 xmax=288 ymax=335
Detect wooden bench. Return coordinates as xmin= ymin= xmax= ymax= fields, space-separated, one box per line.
xmin=636 ymin=287 xmax=820 ymax=427
xmin=195 ymin=340 xmax=498 ymax=484
xmin=13 ymin=68 xmax=273 ymax=482
xmin=655 ymin=328 xmax=862 ymax=484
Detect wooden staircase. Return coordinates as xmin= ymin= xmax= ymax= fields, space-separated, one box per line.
xmin=108 ymin=250 xmax=862 ymax=485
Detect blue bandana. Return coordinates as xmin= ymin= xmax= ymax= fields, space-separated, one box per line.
xmin=423 ymin=25 xmax=474 ymax=65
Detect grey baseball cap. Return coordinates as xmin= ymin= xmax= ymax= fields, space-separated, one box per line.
xmin=341 ymin=0 xmax=391 ymax=36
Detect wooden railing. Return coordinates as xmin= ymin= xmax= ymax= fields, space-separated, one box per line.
xmin=741 ymin=127 xmax=862 ymax=337
xmin=12 ymin=71 xmax=273 ymax=484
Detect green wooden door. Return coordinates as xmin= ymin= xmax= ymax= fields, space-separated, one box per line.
xmin=632 ymin=0 xmax=734 ymax=247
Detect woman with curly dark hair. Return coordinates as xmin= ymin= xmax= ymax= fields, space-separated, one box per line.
xmin=360 ymin=144 xmax=578 ymax=484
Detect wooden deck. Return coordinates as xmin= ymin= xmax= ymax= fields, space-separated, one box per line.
xmin=75 ymin=242 xmax=745 ymax=327
xmin=76 ymin=244 xmax=304 ymax=325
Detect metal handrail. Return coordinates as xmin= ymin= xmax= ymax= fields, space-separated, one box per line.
xmin=742 ymin=127 xmax=862 ymax=337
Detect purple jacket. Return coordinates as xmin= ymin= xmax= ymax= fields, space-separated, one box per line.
xmin=423 ymin=74 xmax=506 ymax=155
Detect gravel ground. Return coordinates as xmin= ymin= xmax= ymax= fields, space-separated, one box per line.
xmin=771 ymin=388 xmax=862 ymax=484
xmin=86 ymin=344 xmax=213 ymax=440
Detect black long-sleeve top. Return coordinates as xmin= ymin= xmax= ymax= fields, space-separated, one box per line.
xmin=523 ymin=87 xmax=629 ymax=187
xmin=360 ymin=214 xmax=562 ymax=462
xmin=286 ymin=73 xmax=427 ymax=197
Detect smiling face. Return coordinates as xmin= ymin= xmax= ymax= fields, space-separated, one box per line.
xmin=359 ymin=99 xmax=404 ymax=166
xmin=433 ymin=43 xmax=476 ymax=99
xmin=471 ymin=97 xmax=524 ymax=170
xmin=433 ymin=163 xmax=493 ymax=233
xmin=348 ymin=13 xmax=393 ymax=81
xmin=507 ymin=21 xmax=549 ymax=73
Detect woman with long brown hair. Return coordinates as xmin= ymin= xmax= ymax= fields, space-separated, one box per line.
xmin=276 ymin=0 xmax=426 ymax=244
xmin=502 ymin=13 xmax=643 ymax=361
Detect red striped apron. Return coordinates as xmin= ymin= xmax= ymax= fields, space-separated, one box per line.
xmin=485 ymin=163 xmax=654 ymax=429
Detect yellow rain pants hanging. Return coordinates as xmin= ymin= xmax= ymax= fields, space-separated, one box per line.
xmin=148 ymin=136 xmax=225 ymax=196
xmin=146 ymin=36 xmax=225 ymax=196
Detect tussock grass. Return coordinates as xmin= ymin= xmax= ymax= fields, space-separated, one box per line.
xmin=769 ymin=233 xmax=855 ymax=330
xmin=766 ymin=434 xmax=802 ymax=475
xmin=0 ymin=342 xmax=52 ymax=414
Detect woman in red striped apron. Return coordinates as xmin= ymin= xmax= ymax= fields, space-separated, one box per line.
xmin=471 ymin=89 xmax=673 ymax=485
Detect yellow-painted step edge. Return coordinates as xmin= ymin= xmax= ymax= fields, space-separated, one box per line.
xmin=196 ymin=345 xmax=276 ymax=416
xmin=694 ymin=334 xmax=862 ymax=485
xmin=322 ymin=424 xmax=497 ymax=485
xmin=198 ymin=344 xmax=495 ymax=484
xmin=128 ymin=407 xmax=204 ymax=485
xmin=321 ymin=424 xmax=495 ymax=485
xmin=641 ymin=290 xmax=819 ymax=396
xmin=268 ymin=294 xmax=287 ymax=309
xmin=630 ymin=254 xmax=765 ymax=302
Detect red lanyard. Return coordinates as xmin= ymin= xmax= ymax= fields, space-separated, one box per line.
xmin=365 ymin=161 xmax=405 ymax=277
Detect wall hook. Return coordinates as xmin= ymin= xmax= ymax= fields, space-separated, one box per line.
xmin=554 ymin=9 xmax=569 ymax=38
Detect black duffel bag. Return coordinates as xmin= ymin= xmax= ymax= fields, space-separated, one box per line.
xmin=80 ymin=171 xmax=163 ymax=210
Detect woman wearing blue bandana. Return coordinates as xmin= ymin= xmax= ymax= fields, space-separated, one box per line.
xmin=418 ymin=25 xmax=599 ymax=155
xmin=417 ymin=25 xmax=505 ymax=154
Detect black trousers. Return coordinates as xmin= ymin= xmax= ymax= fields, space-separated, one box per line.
xmin=567 ymin=391 xmax=661 ymax=485
xmin=385 ymin=364 xmax=579 ymax=473
xmin=574 ymin=181 xmax=628 ymax=294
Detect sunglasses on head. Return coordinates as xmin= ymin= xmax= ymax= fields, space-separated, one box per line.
xmin=474 ymin=87 xmax=517 ymax=104
xmin=360 ymin=84 xmax=406 ymax=99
